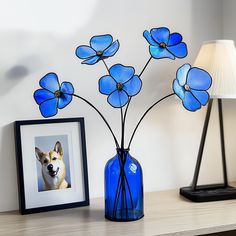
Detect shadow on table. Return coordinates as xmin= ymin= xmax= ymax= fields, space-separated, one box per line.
xmin=205 ymin=230 xmax=236 ymax=236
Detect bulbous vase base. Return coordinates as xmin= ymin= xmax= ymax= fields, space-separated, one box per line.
xmin=105 ymin=211 xmax=144 ymax=222
xmin=105 ymin=149 xmax=144 ymax=222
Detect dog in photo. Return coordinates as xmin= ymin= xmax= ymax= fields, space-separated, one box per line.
xmin=35 ymin=141 xmax=70 ymax=191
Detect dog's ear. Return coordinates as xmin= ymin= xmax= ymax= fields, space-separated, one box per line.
xmin=54 ymin=141 xmax=63 ymax=156
xmin=35 ymin=147 xmax=43 ymax=161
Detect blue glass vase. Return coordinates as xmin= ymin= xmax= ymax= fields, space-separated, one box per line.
xmin=105 ymin=148 xmax=144 ymax=221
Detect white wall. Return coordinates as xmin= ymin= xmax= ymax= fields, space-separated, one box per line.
xmin=223 ymin=0 xmax=236 ymax=41
xmin=0 ymin=0 xmax=232 ymax=212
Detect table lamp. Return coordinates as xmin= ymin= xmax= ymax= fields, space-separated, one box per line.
xmin=180 ymin=40 xmax=236 ymax=202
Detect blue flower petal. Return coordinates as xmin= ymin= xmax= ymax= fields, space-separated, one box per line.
xmin=58 ymin=94 xmax=72 ymax=109
xmin=82 ymin=55 xmax=100 ymax=65
xmin=103 ymin=40 xmax=119 ymax=57
xmin=109 ymin=64 xmax=135 ymax=83
xmin=183 ymin=91 xmax=201 ymax=111
xmin=90 ymin=34 xmax=113 ymax=52
xmin=107 ymin=90 xmax=129 ymax=108
xmin=60 ymin=82 xmax=74 ymax=95
xmin=99 ymin=75 xmax=117 ymax=95
xmin=151 ymin=27 xmax=170 ymax=44
xmin=167 ymin=42 xmax=187 ymax=58
xmin=39 ymin=73 xmax=60 ymax=93
xmin=176 ymin=64 xmax=191 ymax=86
xmin=123 ymin=75 xmax=142 ymax=96
xmin=173 ymin=79 xmax=185 ymax=100
xmin=39 ymin=98 xmax=58 ymax=118
xmin=143 ymin=30 xmax=158 ymax=46
xmin=34 ymin=89 xmax=55 ymax=105
xmin=191 ymin=89 xmax=209 ymax=105
xmin=75 ymin=46 xmax=96 ymax=59
xmin=187 ymin=68 xmax=212 ymax=90
xmin=168 ymin=33 xmax=182 ymax=46
xmin=149 ymin=46 xmax=175 ymax=59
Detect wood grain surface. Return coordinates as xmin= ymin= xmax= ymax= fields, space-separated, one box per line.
xmin=1 ymin=189 xmax=236 ymax=236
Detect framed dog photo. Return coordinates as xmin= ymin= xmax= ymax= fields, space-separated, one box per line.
xmin=15 ymin=118 xmax=89 ymax=214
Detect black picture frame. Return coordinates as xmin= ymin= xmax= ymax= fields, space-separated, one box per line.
xmin=15 ymin=117 xmax=89 ymax=214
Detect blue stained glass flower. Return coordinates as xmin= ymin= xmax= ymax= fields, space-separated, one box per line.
xmin=75 ymin=34 xmax=120 ymax=65
xmin=143 ymin=27 xmax=188 ymax=60
xmin=34 ymin=73 xmax=74 ymax=118
xmin=173 ymin=63 xmax=212 ymax=111
xmin=99 ymin=64 xmax=142 ymax=108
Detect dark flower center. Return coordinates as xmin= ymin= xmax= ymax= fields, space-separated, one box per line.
xmin=184 ymin=84 xmax=190 ymax=91
xmin=54 ymin=90 xmax=61 ymax=98
xmin=96 ymin=51 xmax=103 ymax=56
xmin=159 ymin=42 xmax=167 ymax=48
xmin=116 ymin=83 xmax=124 ymax=91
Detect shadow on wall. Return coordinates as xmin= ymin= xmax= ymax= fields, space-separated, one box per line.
xmin=0 ymin=65 xmax=29 ymax=95
xmin=0 ymin=53 xmax=46 ymax=95
xmin=5 ymin=65 xmax=28 ymax=79
xmin=0 ymin=123 xmax=18 ymax=211
xmin=0 ymin=65 xmax=28 ymax=95
xmin=0 ymin=29 xmax=60 ymax=96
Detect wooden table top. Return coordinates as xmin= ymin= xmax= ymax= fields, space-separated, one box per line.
xmin=1 ymin=188 xmax=236 ymax=236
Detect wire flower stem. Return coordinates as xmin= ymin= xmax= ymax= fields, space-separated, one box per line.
xmin=101 ymin=59 xmax=132 ymax=218
xmin=123 ymin=57 xmax=152 ymax=147
xmin=139 ymin=56 xmax=152 ymax=78
xmin=112 ymin=150 xmax=134 ymax=219
xmin=128 ymin=93 xmax=175 ymax=149
xmin=72 ymin=94 xmax=119 ymax=148
xmin=102 ymin=59 xmax=110 ymax=72
xmin=112 ymin=171 xmax=122 ymax=216
xmin=120 ymin=107 xmax=125 ymax=149
xmin=113 ymin=152 xmax=125 ymax=217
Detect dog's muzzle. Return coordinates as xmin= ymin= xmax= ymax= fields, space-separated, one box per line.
xmin=47 ymin=164 xmax=59 ymax=177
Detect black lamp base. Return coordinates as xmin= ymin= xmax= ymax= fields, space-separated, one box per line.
xmin=180 ymin=184 xmax=236 ymax=202
xmin=181 ymin=99 xmax=234 ymax=203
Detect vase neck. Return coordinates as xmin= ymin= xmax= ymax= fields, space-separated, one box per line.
xmin=116 ymin=148 xmax=130 ymax=156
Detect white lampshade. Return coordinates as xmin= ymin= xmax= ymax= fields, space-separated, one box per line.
xmin=194 ymin=40 xmax=236 ymax=98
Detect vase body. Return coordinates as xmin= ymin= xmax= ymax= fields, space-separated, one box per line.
xmin=105 ymin=149 xmax=143 ymax=221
